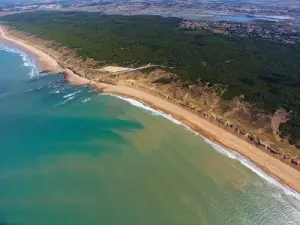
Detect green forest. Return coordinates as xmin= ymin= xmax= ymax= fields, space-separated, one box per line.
xmin=2 ymin=11 xmax=300 ymax=147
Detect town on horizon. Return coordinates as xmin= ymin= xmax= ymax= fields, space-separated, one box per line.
xmin=1 ymin=0 xmax=300 ymax=44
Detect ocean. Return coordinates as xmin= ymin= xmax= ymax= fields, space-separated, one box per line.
xmin=0 ymin=44 xmax=299 ymax=225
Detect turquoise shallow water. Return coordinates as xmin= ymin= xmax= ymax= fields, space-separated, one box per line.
xmin=0 ymin=44 xmax=299 ymax=225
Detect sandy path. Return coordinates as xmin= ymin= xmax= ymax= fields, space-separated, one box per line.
xmin=1 ymin=26 xmax=299 ymax=194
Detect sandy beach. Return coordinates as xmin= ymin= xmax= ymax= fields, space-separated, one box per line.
xmin=0 ymin=26 xmax=299 ymax=194
xmin=0 ymin=27 xmax=61 ymax=72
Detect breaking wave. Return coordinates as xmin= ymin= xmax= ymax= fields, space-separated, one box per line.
xmin=63 ymin=90 xmax=82 ymax=99
xmin=54 ymin=95 xmax=76 ymax=107
xmin=81 ymin=97 xmax=91 ymax=103
xmin=105 ymin=93 xmax=300 ymax=201
xmin=0 ymin=44 xmax=39 ymax=78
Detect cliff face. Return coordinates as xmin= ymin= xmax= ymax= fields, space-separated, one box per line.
xmin=6 ymin=27 xmax=300 ymax=168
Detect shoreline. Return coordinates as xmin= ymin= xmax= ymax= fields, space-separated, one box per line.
xmin=107 ymin=92 xmax=300 ymax=200
xmin=0 ymin=26 xmax=299 ymax=195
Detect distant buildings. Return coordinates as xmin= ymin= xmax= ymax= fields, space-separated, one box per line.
xmin=180 ymin=20 xmax=300 ymax=44
xmin=0 ymin=0 xmax=299 ymax=44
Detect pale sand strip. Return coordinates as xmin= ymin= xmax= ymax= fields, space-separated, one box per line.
xmin=0 ymin=27 xmax=61 ymax=72
xmin=0 ymin=26 xmax=299 ymax=194
xmin=101 ymin=66 xmax=130 ymax=73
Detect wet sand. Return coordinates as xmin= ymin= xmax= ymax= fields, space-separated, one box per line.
xmin=0 ymin=26 xmax=299 ymax=194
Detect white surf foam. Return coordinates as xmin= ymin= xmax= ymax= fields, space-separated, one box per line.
xmin=81 ymin=97 xmax=91 ymax=103
xmin=105 ymin=94 xmax=183 ymax=125
xmin=26 ymin=88 xmax=34 ymax=92
xmin=105 ymin=93 xmax=300 ymax=201
xmin=50 ymin=89 xmax=60 ymax=94
xmin=0 ymin=44 xmax=39 ymax=78
xmin=63 ymin=90 xmax=82 ymax=99
xmin=54 ymin=95 xmax=75 ymax=107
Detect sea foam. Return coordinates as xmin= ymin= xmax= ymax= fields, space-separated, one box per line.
xmin=0 ymin=44 xmax=39 ymax=78
xmin=81 ymin=97 xmax=91 ymax=103
xmin=63 ymin=90 xmax=82 ymax=99
xmin=105 ymin=93 xmax=300 ymax=201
